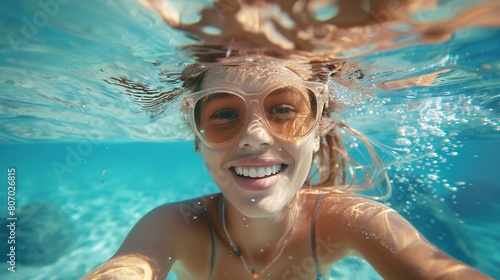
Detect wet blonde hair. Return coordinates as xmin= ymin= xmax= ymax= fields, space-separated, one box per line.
xmin=180 ymin=52 xmax=390 ymax=200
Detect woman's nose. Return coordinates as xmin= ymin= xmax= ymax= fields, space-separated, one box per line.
xmin=238 ymin=112 xmax=274 ymax=150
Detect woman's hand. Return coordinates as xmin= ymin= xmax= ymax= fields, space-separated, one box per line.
xmin=81 ymin=254 xmax=158 ymax=280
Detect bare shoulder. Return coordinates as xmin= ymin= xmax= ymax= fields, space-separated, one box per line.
xmin=316 ymin=191 xmax=425 ymax=251
xmin=319 ymin=191 xmax=388 ymax=210
xmin=316 ymin=191 xmax=493 ymax=279
xmin=316 ymin=191 xmax=393 ymax=229
xmin=83 ymin=194 xmax=220 ymax=279
xmin=119 ymin=195 xmax=214 ymax=248
xmin=313 ymin=192 xmax=390 ymax=247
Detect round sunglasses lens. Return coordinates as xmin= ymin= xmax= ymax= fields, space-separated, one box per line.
xmin=263 ymin=87 xmax=317 ymax=139
xmin=194 ymin=92 xmax=246 ymax=144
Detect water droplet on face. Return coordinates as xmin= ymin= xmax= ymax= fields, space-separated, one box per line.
xmin=193 ymin=216 xmax=198 ymax=220
xmin=250 ymin=198 xmax=256 ymax=202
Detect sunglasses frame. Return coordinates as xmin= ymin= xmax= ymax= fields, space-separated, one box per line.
xmin=182 ymin=80 xmax=329 ymax=149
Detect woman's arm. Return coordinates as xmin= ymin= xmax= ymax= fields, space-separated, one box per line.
xmin=318 ymin=194 xmax=493 ymax=280
xmin=82 ymin=204 xmax=181 ymax=280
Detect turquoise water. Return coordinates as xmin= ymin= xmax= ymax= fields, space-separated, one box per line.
xmin=1 ymin=0 xmax=499 ymax=279
xmin=0 ymin=139 xmax=498 ymax=279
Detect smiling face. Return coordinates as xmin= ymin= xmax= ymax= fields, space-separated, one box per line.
xmin=196 ymin=63 xmax=321 ymax=218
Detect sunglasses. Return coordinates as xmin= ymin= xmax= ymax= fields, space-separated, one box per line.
xmin=182 ymin=81 xmax=329 ymax=149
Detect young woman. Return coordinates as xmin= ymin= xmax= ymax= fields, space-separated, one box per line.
xmin=83 ymin=55 xmax=491 ymax=279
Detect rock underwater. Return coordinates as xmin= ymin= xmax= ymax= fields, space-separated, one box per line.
xmin=1 ymin=201 xmax=77 ymax=265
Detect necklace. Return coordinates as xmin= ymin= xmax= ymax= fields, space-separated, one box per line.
xmin=221 ymin=197 xmax=296 ymax=278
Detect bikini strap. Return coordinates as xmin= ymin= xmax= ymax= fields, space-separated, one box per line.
xmin=311 ymin=191 xmax=324 ymax=278
xmin=205 ymin=206 xmax=215 ymax=280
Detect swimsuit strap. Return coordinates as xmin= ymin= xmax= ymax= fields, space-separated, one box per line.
xmin=206 ymin=193 xmax=325 ymax=280
xmin=311 ymin=191 xmax=326 ymax=279
xmin=205 ymin=206 xmax=216 ymax=280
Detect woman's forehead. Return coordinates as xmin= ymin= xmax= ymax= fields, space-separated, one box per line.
xmin=201 ymin=64 xmax=304 ymax=91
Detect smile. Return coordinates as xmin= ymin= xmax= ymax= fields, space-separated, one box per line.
xmin=232 ymin=164 xmax=283 ymax=178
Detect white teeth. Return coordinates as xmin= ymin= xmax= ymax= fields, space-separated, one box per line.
xmin=234 ymin=164 xmax=282 ymax=178
xmin=249 ymin=168 xmax=257 ymax=177
xmin=265 ymin=167 xmax=272 ymax=176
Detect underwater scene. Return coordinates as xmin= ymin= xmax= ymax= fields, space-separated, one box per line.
xmin=0 ymin=0 xmax=499 ymax=279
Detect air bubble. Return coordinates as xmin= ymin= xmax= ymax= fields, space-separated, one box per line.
xmin=307 ymin=2 xmax=339 ymax=21
xmin=395 ymin=138 xmax=412 ymax=146
xmin=427 ymin=174 xmax=438 ymax=180
xmin=397 ymin=126 xmax=417 ymax=137
xmin=201 ymin=25 xmax=222 ymax=35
